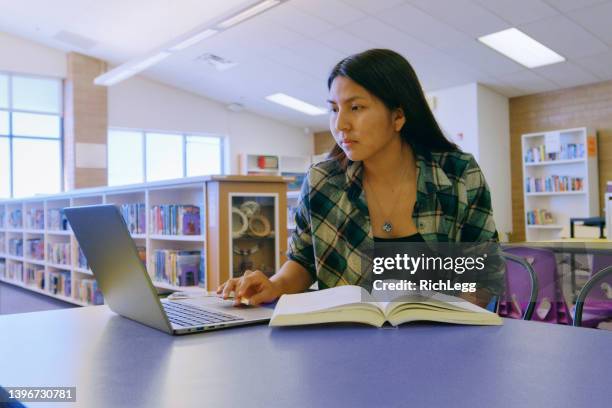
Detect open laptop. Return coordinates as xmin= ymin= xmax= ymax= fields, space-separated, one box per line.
xmin=64 ymin=204 xmax=273 ymax=335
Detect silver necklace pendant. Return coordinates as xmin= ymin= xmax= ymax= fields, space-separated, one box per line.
xmin=382 ymin=222 xmax=393 ymax=233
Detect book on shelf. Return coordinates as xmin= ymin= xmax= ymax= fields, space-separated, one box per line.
xmin=8 ymin=238 xmax=23 ymax=257
xmin=47 ymin=209 xmax=69 ymax=231
xmin=526 ymin=209 xmax=555 ymax=225
xmin=25 ymin=208 xmax=44 ymax=230
xmin=0 ymin=211 xmax=4 ymax=228
xmin=269 ymin=285 xmax=502 ymax=328
xmin=154 ymin=249 xmax=204 ymax=287
xmin=524 ymin=143 xmax=585 ymax=163
xmin=26 ymin=238 xmax=44 ymax=260
xmin=118 ymin=203 xmax=146 ymax=234
xmin=525 ymin=175 xmax=584 ymax=193
xmin=75 ymin=278 xmax=103 ymax=305
xmin=8 ymin=209 xmax=22 ymax=228
xmin=150 ymin=204 xmax=201 ymax=236
xmin=47 ymin=242 xmax=71 ymax=265
xmin=0 ymin=260 xmax=5 ymax=279
xmin=25 ymin=265 xmax=44 ymax=290
xmin=77 ymin=246 xmax=87 ymax=270
xmin=6 ymin=261 xmax=23 ymax=281
xmin=48 ymin=270 xmax=71 ymax=297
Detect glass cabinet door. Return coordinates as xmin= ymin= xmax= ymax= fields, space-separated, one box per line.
xmin=229 ymin=193 xmax=278 ymax=278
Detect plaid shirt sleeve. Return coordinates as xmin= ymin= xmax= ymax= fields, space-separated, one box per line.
xmin=460 ymin=155 xmax=505 ymax=296
xmin=287 ymin=176 xmax=317 ymax=282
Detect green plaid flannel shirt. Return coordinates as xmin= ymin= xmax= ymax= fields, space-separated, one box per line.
xmin=287 ymin=145 xmax=505 ymax=296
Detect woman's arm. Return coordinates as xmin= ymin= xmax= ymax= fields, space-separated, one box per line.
xmin=459 ymin=155 xmax=505 ymax=308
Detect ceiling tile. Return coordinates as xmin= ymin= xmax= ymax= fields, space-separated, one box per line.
xmin=478 ymin=81 xmax=524 ymax=98
xmin=406 ymin=0 xmax=511 ymax=37
xmin=375 ymin=3 xmax=472 ymax=49
xmin=520 ymin=14 xmax=609 ymax=59
xmin=568 ymin=1 xmax=612 ymax=45
xmin=290 ymin=0 xmax=366 ymax=26
xmin=496 ymin=69 xmax=558 ymax=95
xmin=440 ymin=40 xmax=525 ymax=76
xmin=543 ymin=0 xmax=609 ymax=12
xmin=573 ymin=49 xmax=612 ymax=80
xmin=533 ymin=61 xmax=601 ymax=88
xmin=474 ymin=0 xmax=560 ymax=25
xmin=339 ymin=0 xmax=407 ymax=15
xmin=312 ymin=29 xmax=377 ymax=56
xmin=341 ymin=16 xmax=433 ymax=60
xmin=261 ymin=2 xmax=335 ymax=37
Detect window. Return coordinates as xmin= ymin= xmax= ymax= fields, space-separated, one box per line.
xmin=0 ymin=73 xmax=63 ymax=198
xmin=107 ymin=129 xmax=224 ymax=186
xmin=108 ymin=130 xmax=143 ymax=186
xmin=146 ymin=132 xmax=183 ymax=182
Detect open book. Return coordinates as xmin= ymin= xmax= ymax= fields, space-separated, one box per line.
xmin=269 ymin=285 xmax=502 ymax=327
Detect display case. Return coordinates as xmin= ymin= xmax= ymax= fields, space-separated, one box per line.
xmin=206 ymin=175 xmax=289 ymax=290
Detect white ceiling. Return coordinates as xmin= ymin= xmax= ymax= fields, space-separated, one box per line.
xmin=1 ymin=0 xmax=612 ymax=131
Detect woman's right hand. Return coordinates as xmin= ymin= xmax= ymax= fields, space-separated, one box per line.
xmin=216 ymin=270 xmax=282 ymax=307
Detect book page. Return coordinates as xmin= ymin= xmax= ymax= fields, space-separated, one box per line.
xmin=272 ymin=285 xmax=379 ymax=316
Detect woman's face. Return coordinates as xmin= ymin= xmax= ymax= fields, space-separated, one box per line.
xmin=327 ymin=76 xmax=405 ymax=162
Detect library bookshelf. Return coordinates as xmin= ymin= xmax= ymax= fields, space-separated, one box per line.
xmin=522 ymin=127 xmax=599 ymax=241
xmin=0 ymin=176 xmax=290 ymax=307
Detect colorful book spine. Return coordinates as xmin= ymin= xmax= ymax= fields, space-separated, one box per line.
xmin=25 ymin=265 xmax=45 ymax=289
xmin=524 ymin=143 xmax=585 ymax=163
xmin=525 ymin=176 xmax=584 ymax=193
xmin=47 ymin=242 xmax=71 ymax=265
xmin=75 ymin=279 xmax=103 ymax=305
xmin=526 ymin=209 xmax=555 ymax=225
xmin=48 ymin=270 xmax=71 ymax=297
xmin=47 ymin=209 xmax=69 ymax=231
xmin=150 ymin=205 xmax=201 ymax=235
xmin=25 ymin=209 xmax=44 ymax=230
xmin=154 ymin=249 xmax=203 ymax=287
xmin=8 ymin=209 xmax=22 ymax=228
xmin=26 ymin=238 xmax=44 ymax=260
xmin=119 ymin=203 xmax=146 ymax=234
xmin=7 ymin=261 xmax=23 ymax=281
xmin=78 ymin=246 xmax=88 ymax=270
xmin=8 ymin=238 xmax=23 ymax=257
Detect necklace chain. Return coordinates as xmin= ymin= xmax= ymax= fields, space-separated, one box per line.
xmin=364 ymin=163 xmax=410 ymax=234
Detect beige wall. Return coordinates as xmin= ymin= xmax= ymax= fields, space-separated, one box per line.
xmin=509 ymin=79 xmax=612 ymax=241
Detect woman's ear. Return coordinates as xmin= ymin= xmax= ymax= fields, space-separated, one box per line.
xmin=393 ymin=108 xmax=406 ymax=132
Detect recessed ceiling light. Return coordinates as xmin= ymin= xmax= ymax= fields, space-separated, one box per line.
xmin=217 ymin=0 xmax=280 ymax=29
xmin=478 ymin=28 xmax=565 ymax=69
xmin=265 ymin=93 xmax=326 ymax=116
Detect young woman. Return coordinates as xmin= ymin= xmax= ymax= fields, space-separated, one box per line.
xmin=217 ymin=49 xmax=504 ymax=308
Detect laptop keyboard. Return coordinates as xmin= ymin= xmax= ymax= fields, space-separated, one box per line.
xmin=163 ymin=301 xmax=243 ymax=327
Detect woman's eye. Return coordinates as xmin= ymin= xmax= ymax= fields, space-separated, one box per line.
xmin=351 ymin=105 xmax=362 ymax=111
xmin=328 ymin=106 xmax=338 ymax=113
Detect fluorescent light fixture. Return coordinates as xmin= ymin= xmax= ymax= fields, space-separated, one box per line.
xmin=266 ymin=93 xmax=327 ymax=116
xmin=94 ymin=52 xmax=171 ymax=86
xmin=168 ymin=29 xmax=219 ymax=52
xmin=478 ymin=28 xmax=565 ymax=68
xmin=218 ymin=0 xmax=280 ymax=29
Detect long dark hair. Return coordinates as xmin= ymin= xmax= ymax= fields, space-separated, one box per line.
xmin=327 ymin=49 xmax=458 ymax=165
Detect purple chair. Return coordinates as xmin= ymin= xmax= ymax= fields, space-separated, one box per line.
xmin=499 ymin=247 xmax=571 ymax=325
xmin=573 ymin=255 xmax=612 ymax=328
